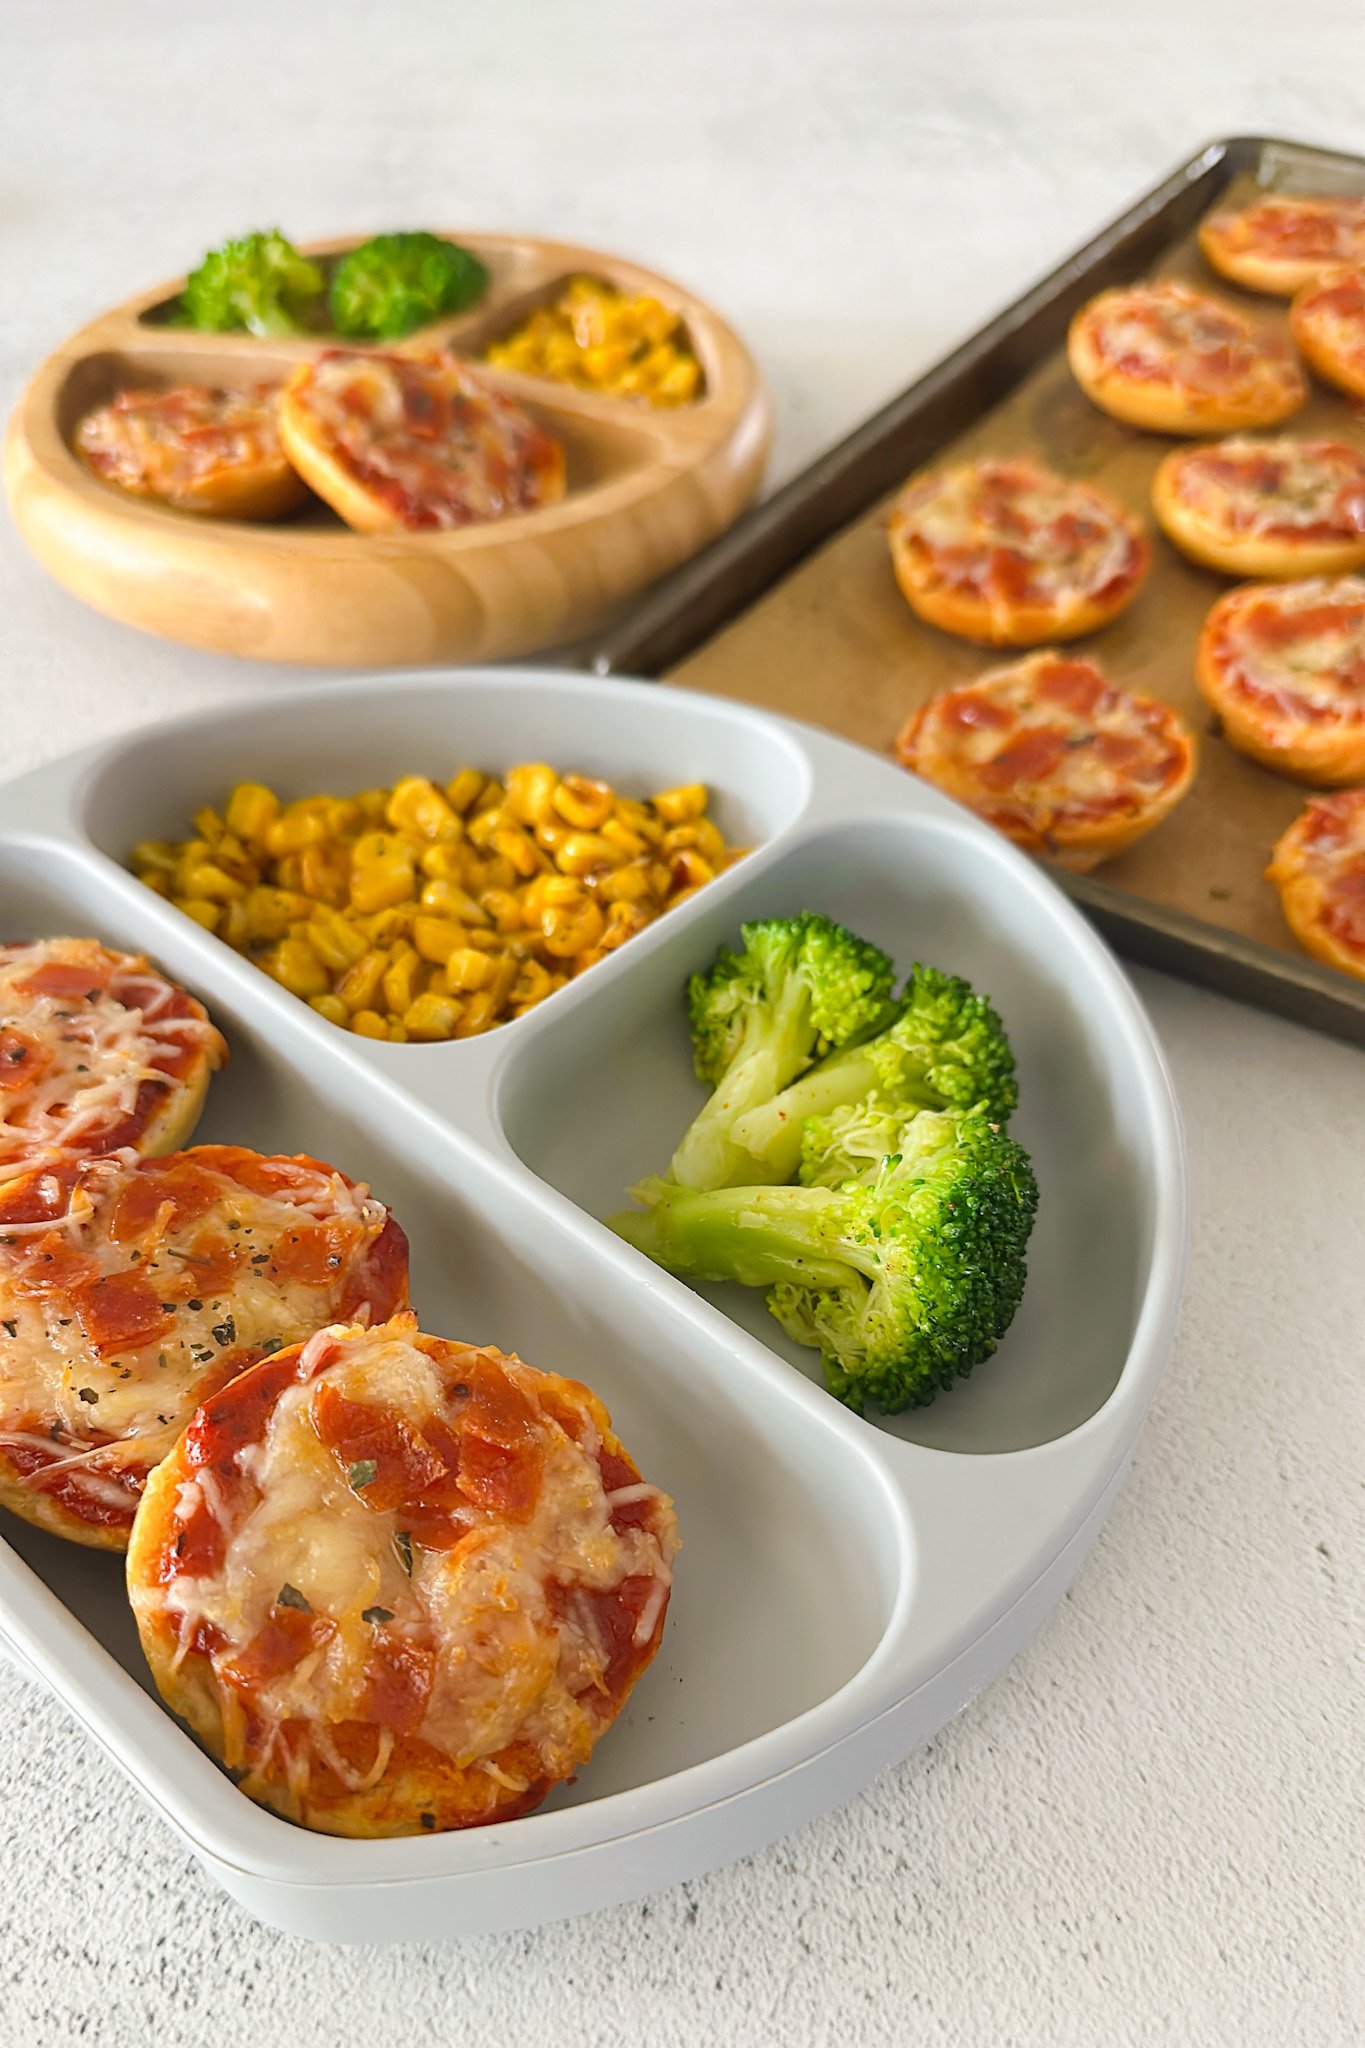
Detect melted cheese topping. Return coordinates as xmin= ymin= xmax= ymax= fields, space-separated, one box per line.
xmin=0 ymin=939 xmax=224 ymax=1180
xmin=77 ymin=384 xmax=289 ymax=503
xmin=292 ymin=351 xmax=566 ymax=530
xmin=890 ymin=462 xmax=1141 ymax=630
xmin=1080 ymin=282 xmax=1299 ymax=398
xmin=0 ymin=1148 xmax=399 ymax=1526
xmin=1205 ymin=196 xmax=1365 ymax=274
xmin=898 ymin=653 xmax=1192 ymax=843
xmin=1294 ymin=268 xmax=1365 ymax=375
xmin=151 ymin=1318 xmax=677 ymax=1803
xmin=1166 ymin=438 xmax=1365 ymax=542
xmin=1206 ymin=576 xmax=1365 ymax=725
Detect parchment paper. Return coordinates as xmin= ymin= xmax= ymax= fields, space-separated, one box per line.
xmin=668 ymin=171 xmax=1365 ymax=965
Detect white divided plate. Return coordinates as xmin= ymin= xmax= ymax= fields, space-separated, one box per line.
xmin=0 ymin=670 xmax=1185 ymax=1943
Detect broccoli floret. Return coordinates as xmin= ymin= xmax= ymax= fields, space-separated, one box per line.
xmin=613 ymin=1107 xmax=1038 ymax=1414
xmin=727 ymin=963 xmax=1017 ymax=1182
xmin=181 ymin=230 xmax=324 ymax=337
xmin=670 ymin=915 xmax=896 ymax=1192
xmin=329 ymin=232 xmax=489 ymax=341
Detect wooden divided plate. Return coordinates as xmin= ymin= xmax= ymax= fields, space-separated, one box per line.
xmin=4 ymin=234 xmax=771 ymax=666
xmin=590 ymin=137 xmax=1365 ymax=1048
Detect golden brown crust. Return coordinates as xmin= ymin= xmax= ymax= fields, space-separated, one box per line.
xmin=76 ymin=386 xmax=307 ymax=521
xmin=1195 ymin=580 xmax=1365 ymax=784
xmin=1198 ymin=197 xmax=1365 ymax=298
xmin=1266 ymin=793 xmax=1365 ymax=979
xmin=1067 ymin=285 xmax=1305 ymax=434
xmin=1151 ymin=444 xmax=1365 ymax=581
xmin=1289 ymin=267 xmax=1365 ymax=401
xmin=278 ymin=351 xmax=567 ymax=536
xmin=895 ymin=652 xmax=1197 ymax=873
xmin=127 ymin=1319 xmax=677 ymax=1838
xmin=886 ymin=461 xmax=1148 ymax=648
xmin=0 ymin=1463 xmax=133 ymax=1550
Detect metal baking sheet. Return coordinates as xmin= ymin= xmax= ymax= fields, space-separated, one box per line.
xmin=589 ymin=136 xmax=1365 ymax=1047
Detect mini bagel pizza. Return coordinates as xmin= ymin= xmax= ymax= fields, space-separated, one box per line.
xmin=0 ymin=939 xmax=226 ymax=1183
xmin=1067 ymin=281 xmax=1306 ymax=434
xmin=1289 ymin=266 xmax=1365 ymax=401
xmin=1196 ymin=575 xmax=1365 ymax=784
xmin=1152 ymin=437 xmax=1365 ymax=580
xmin=1199 ymin=193 xmax=1365 ymax=297
xmin=1266 ymin=788 xmax=1365 ymax=980
xmin=76 ymin=384 xmax=308 ymax=520
xmin=0 ymin=1145 xmax=408 ymax=1549
xmin=277 ymin=350 xmax=567 ymax=534
xmin=895 ymin=651 xmax=1196 ymax=871
xmin=887 ymin=459 xmax=1149 ymax=646
xmin=126 ymin=1312 xmax=679 ymax=1837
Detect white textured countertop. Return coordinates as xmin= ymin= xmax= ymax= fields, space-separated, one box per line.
xmin=2 ymin=3 xmax=1362 ymax=2042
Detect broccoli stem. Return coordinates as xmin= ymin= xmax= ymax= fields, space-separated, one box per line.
xmin=669 ymin=976 xmax=821 ymax=1191
xmin=611 ymin=1183 xmax=856 ymax=1292
xmin=730 ymin=1046 xmax=938 ymax=1180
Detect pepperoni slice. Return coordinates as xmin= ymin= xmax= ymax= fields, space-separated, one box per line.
xmin=975 ymin=726 xmax=1069 ymax=791
xmin=0 ymin=1031 xmax=51 ymax=1095
xmin=311 ymin=1384 xmax=451 ymax=1511
xmin=72 ymin=1270 xmax=175 ymax=1354
xmin=224 ymin=1604 xmax=337 ymax=1687
xmin=357 ymin=1629 xmax=434 ymax=1734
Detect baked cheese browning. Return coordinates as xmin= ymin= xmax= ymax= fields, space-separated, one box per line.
xmin=1266 ymin=789 xmax=1365 ymax=980
xmin=277 ymin=350 xmax=567 ymax=534
xmin=127 ymin=1314 xmax=679 ymax=1836
xmin=1068 ymin=282 xmax=1306 ymax=433
xmin=0 ymin=939 xmax=226 ymax=1182
xmin=1199 ymin=194 xmax=1365 ymax=296
xmin=0 ymin=1145 xmax=408 ymax=1549
xmin=1152 ymin=438 xmax=1365 ymax=579
xmin=887 ymin=460 xmax=1148 ymax=646
xmin=1196 ymin=576 xmax=1365 ymax=784
xmin=1290 ymin=267 xmax=1365 ymax=401
xmin=895 ymin=652 xmax=1196 ymax=872
xmin=76 ymin=383 xmax=308 ymax=520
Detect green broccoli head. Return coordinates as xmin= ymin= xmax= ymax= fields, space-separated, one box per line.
xmin=728 ymin=961 xmax=1018 ymax=1183
xmin=613 ymin=1107 xmax=1038 ymax=1414
xmin=671 ymin=915 xmax=896 ymax=1192
xmin=329 ymin=232 xmax=489 ymax=341
xmin=182 ymin=230 xmax=324 ymax=337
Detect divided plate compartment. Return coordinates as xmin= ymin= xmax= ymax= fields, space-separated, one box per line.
xmin=0 ymin=671 xmax=1185 ymax=1942
xmin=3 ymin=234 xmax=772 ymax=665
xmin=589 ymin=135 xmax=1365 ymax=1051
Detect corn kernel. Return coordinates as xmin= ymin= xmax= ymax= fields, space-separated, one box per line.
xmin=386 ymin=776 xmax=460 ymax=842
xmin=453 ymin=991 xmax=498 ymax=1037
xmin=491 ymin=826 xmax=542 ymax=878
xmin=554 ymin=831 xmax=617 ymax=877
xmin=381 ymin=945 xmax=423 ymax=1015
xmin=305 ymin=914 xmax=368 ymax=972
xmin=403 ymin=992 xmax=464 ymax=1040
xmin=139 ymin=873 xmax=169 ymax=898
xmin=552 ymin=775 xmax=615 ymax=830
xmin=419 ymin=878 xmax=485 ymax=922
xmin=192 ymin=805 xmax=226 ymax=844
xmin=225 ymin=783 xmax=280 ymax=843
xmin=350 ymin=851 xmax=416 ymax=914
xmin=444 ymin=947 xmax=493 ymax=993
xmin=263 ymin=938 xmax=329 ymax=998
xmin=540 ymin=899 xmax=605 ymax=957
xmin=505 ymin=762 xmax=557 ymax=826
xmin=412 ymin=915 xmax=466 ymax=965
xmin=265 ymin=806 xmax=329 ymax=856
xmin=182 ymin=861 xmax=247 ymax=903
xmin=337 ymin=950 xmax=388 ymax=1013
xmin=420 ymin=843 xmax=471 ymax=884
xmin=444 ymin=768 xmax=485 ymax=814
xmin=309 ymin=993 xmax=350 ymax=1027
xmin=653 ymin=782 xmax=706 ymax=824
xmin=597 ymin=862 xmax=654 ymax=905
xmin=171 ymin=896 xmax=221 ymax=931
xmin=350 ymin=1009 xmax=389 ymax=1040
xmin=297 ymin=843 xmax=351 ymax=905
